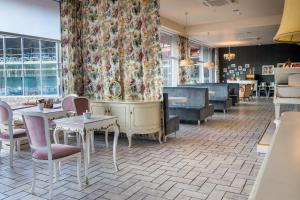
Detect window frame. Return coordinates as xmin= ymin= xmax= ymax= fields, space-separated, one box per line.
xmin=0 ymin=32 xmax=61 ymax=97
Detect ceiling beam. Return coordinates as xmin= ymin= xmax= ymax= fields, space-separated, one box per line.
xmin=186 ymin=14 xmax=282 ymax=34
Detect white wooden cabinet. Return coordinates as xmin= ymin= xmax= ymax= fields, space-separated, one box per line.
xmin=90 ymin=100 xmax=162 ymax=147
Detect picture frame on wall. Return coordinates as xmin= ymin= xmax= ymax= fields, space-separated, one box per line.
xmin=223 ymin=68 xmax=228 ymax=73
xmin=229 ymin=70 xmax=234 ymax=74
xmin=243 ymin=68 xmax=247 ymax=72
xmin=236 ymin=72 xmax=239 ymax=76
xmin=231 ymin=64 xmax=236 ymax=68
xmin=245 ymin=64 xmax=250 ymax=68
xmin=262 ymin=65 xmax=275 ymax=75
xmin=238 ymin=66 xmax=243 ymax=70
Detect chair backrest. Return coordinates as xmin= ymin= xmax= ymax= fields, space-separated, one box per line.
xmin=22 ymin=112 xmax=52 ymax=159
xmin=261 ymin=82 xmax=266 ymax=87
xmin=244 ymin=84 xmax=253 ymax=97
xmin=180 ymin=83 xmax=230 ymax=100
xmin=0 ymin=101 xmax=13 ymax=125
xmin=163 ymin=93 xmax=169 ymax=121
xmin=163 ymin=87 xmax=208 ymax=107
xmin=73 ymin=97 xmax=90 ymax=115
xmin=62 ymin=94 xmax=77 ymax=112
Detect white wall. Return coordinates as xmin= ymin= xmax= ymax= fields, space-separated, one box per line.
xmin=0 ymin=0 xmax=60 ymax=40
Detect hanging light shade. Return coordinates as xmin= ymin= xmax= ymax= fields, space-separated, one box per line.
xmin=180 ymin=58 xmax=194 ymax=67
xmin=180 ymin=12 xmax=194 ymax=67
xmin=204 ymin=48 xmax=214 ymax=69
xmin=273 ymin=0 xmax=300 ymax=43
xmin=223 ymin=47 xmax=235 ymax=61
xmin=204 ymin=61 xmax=214 ymax=69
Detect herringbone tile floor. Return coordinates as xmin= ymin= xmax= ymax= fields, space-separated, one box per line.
xmin=0 ymin=99 xmax=274 ymax=200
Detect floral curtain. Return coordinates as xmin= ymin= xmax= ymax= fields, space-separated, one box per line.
xmin=61 ymin=0 xmax=84 ymax=95
xmin=177 ymin=35 xmax=190 ymax=84
xmin=61 ymin=0 xmax=162 ymax=100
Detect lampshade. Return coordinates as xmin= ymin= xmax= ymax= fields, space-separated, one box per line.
xmin=223 ymin=53 xmax=236 ymax=61
xmin=204 ymin=61 xmax=214 ymax=69
xmin=180 ymin=58 xmax=194 ymax=67
xmin=273 ymin=0 xmax=300 ymax=43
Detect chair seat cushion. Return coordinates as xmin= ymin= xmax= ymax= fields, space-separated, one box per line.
xmin=0 ymin=129 xmax=27 ymax=139
xmin=32 ymin=144 xmax=81 ymax=160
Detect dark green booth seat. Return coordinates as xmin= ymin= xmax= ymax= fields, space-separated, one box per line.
xmin=179 ymin=83 xmax=233 ymax=113
xmin=163 ymin=87 xmax=214 ymax=125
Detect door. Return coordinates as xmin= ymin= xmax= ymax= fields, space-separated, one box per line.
xmin=109 ymin=103 xmax=128 ymax=132
xmin=130 ymin=103 xmax=160 ymax=132
xmin=90 ymin=103 xmax=107 ymax=115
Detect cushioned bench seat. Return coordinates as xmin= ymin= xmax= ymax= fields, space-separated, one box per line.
xmin=163 ymin=87 xmax=214 ymax=125
xmin=179 ymin=83 xmax=232 ymax=112
xmin=169 ymin=105 xmax=213 ymax=124
xmin=209 ymin=99 xmax=232 ymax=113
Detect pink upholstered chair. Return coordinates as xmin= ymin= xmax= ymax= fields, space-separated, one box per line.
xmin=61 ymin=94 xmax=78 ymax=145
xmin=62 ymin=94 xmax=77 ymax=114
xmin=22 ymin=112 xmax=81 ymax=199
xmin=0 ymin=101 xmax=27 ymax=167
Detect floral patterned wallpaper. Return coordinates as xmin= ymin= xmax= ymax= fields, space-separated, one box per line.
xmin=61 ymin=0 xmax=162 ymax=100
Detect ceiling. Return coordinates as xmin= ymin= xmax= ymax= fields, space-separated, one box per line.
xmin=160 ymin=0 xmax=284 ymax=47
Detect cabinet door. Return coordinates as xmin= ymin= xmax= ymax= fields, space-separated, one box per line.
xmin=110 ymin=103 xmax=128 ymax=131
xmin=90 ymin=103 xmax=107 ymax=115
xmin=130 ymin=103 xmax=160 ymax=131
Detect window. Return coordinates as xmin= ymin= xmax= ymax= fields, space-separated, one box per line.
xmin=192 ymin=45 xmax=215 ymax=83
xmin=0 ymin=34 xmax=60 ymax=97
xmin=160 ymin=32 xmax=179 ymax=87
xmin=190 ymin=42 xmax=202 ymax=83
xmin=161 ymin=33 xmax=172 ymax=86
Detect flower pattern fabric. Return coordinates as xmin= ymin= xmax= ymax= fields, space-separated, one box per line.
xmin=177 ymin=35 xmax=190 ymax=84
xmin=61 ymin=0 xmax=162 ymax=100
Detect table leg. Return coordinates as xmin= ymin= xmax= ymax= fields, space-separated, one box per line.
xmin=53 ymin=128 xmax=60 ymax=144
xmin=87 ymin=132 xmax=91 ymax=164
xmin=80 ymin=130 xmax=89 ymax=185
xmin=112 ymin=123 xmax=120 ymax=172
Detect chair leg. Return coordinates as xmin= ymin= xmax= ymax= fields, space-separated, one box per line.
xmin=9 ymin=139 xmax=14 ymax=167
xmin=64 ymin=132 xmax=68 ymax=145
xmin=163 ymin=135 xmax=167 ymax=142
xmin=17 ymin=140 xmax=21 ymax=155
xmin=31 ymin=161 xmax=36 ymax=194
xmin=48 ymin=161 xmax=53 ymax=199
xmin=105 ymin=129 xmax=109 ymax=148
xmin=76 ymin=132 xmax=81 ymax=147
xmin=58 ymin=161 xmax=62 ymax=175
xmin=53 ymin=162 xmax=58 ymax=182
xmin=77 ymin=155 xmax=81 ymax=188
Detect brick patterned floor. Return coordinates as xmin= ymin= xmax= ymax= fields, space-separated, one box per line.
xmin=0 ymin=99 xmax=274 ymax=200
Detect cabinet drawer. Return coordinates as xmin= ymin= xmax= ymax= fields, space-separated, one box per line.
xmin=90 ymin=103 xmax=107 ymax=115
